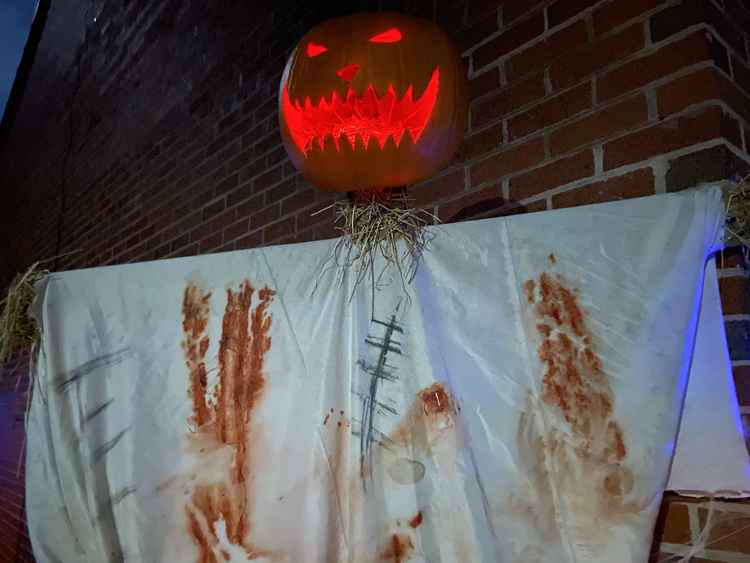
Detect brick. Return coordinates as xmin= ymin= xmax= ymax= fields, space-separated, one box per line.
xmin=599 ymin=31 xmax=722 ymax=102
xmin=666 ymin=145 xmax=747 ymax=192
xmin=438 ymin=0 xmax=466 ymax=28
xmin=733 ymin=51 xmax=750 ymax=93
xmin=510 ymin=150 xmax=595 ymax=200
xmin=660 ymin=501 xmax=693 ymax=544
xmin=473 ymin=12 xmax=545 ymax=69
xmin=214 ymin=173 xmax=239 ymax=197
xmin=254 ymin=166 xmax=282 ymax=192
xmin=264 ymin=217 xmax=296 ymax=243
xmin=457 ymin=11 xmax=500 ymax=53
xmin=467 ymin=122 xmax=504 ymax=158
xmin=508 ymin=82 xmax=592 ymax=140
xmin=593 ymin=0 xmax=666 ymax=35
xmin=726 ymin=319 xmax=750 ymax=360
xmin=470 ymin=67 xmax=501 ymax=101
xmin=551 ymin=94 xmax=648 ymax=156
xmin=224 ymin=217 xmax=250 ymax=241
xmin=202 ymin=197 xmax=226 ymax=221
xmin=236 ymin=193 xmax=266 ymax=217
xmin=651 ymin=0 xmax=747 ymax=58
xmin=604 ymin=107 xmax=740 ymax=170
xmin=548 ymin=0 xmax=599 ymax=28
xmin=466 ymin=0 xmax=495 ymax=23
xmin=199 ymin=232 xmax=223 ymax=252
xmin=472 ymin=72 xmax=546 ymax=127
xmin=503 ymin=0 xmax=546 ymax=25
xmin=235 ymin=230 xmax=263 ymax=250
xmin=281 ymin=189 xmax=316 ymax=215
xmin=698 ymin=505 xmax=750 ymax=552
xmin=650 ymin=0 xmax=706 ymax=43
xmin=551 ymin=23 xmax=645 ymax=90
xmin=470 ymin=137 xmax=546 ymax=186
xmin=720 ymin=275 xmax=750 ymax=314
xmin=657 ymin=67 xmax=741 ymax=121
xmin=734 ymin=365 xmax=750 ymax=406
xmin=251 ymin=203 xmax=281 ymax=230
xmin=228 ymin=181 xmax=258 ymax=208
xmin=552 ymin=167 xmax=655 ymax=208
xmin=507 ymin=21 xmax=589 ymax=81
xmin=267 ymin=179 xmax=296 ymax=203
xmin=413 ymin=168 xmax=466 ymax=206
xmin=297 ymin=200 xmax=337 ymax=232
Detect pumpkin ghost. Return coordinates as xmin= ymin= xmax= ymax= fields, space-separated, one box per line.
xmin=279 ymin=12 xmax=468 ymax=192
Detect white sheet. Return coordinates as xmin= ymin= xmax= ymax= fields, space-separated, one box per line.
xmin=667 ymin=257 xmax=750 ymax=496
xmin=26 ymin=187 xmax=729 ymax=562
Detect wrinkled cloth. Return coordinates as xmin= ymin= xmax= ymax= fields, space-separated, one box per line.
xmin=27 ymin=187 xmax=726 ymax=563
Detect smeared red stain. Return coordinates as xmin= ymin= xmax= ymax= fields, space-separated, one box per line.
xmin=390 ymin=382 xmax=458 ymax=452
xmin=523 ymin=271 xmax=633 ymax=514
xmin=183 ymin=284 xmax=213 ymax=427
xmin=381 ymin=533 xmax=415 ymax=562
xmin=408 ymin=511 xmax=423 ymax=528
xmin=523 ymin=280 xmax=535 ymax=305
xmin=337 ymin=421 xmax=342 ymax=427
xmin=323 ymin=414 xmax=330 ymax=425
xmin=182 ymin=280 xmax=276 ymax=562
xmin=528 ymin=272 xmax=623 ymax=458
xmin=548 ymin=253 xmax=556 ymax=264
xmin=220 ymin=550 xmax=230 ymax=561
xmin=419 ymin=383 xmax=452 ymax=415
xmin=186 ymin=505 xmax=218 ymax=563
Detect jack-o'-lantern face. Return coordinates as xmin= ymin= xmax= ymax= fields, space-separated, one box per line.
xmin=279 ymin=12 xmax=468 ymax=192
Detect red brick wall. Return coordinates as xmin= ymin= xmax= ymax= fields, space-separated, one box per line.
xmin=1 ymin=0 xmax=749 ymax=560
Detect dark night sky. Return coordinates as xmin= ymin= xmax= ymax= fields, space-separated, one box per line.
xmin=0 ymin=0 xmax=36 ymax=120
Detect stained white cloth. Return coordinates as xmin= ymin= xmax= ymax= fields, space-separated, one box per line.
xmin=26 ymin=187 xmax=736 ymax=563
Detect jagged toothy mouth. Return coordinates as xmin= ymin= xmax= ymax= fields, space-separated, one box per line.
xmin=282 ymin=67 xmax=439 ymax=156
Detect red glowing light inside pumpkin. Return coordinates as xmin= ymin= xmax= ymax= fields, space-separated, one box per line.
xmin=336 ymin=63 xmax=360 ymax=82
xmin=282 ymin=67 xmax=439 ymax=156
xmin=307 ymin=42 xmax=328 ymax=57
xmin=369 ymin=28 xmax=403 ymax=43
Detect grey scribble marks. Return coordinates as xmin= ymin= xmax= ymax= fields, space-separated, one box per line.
xmin=97 ymin=486 xmax=137 ymax=520
xmin=353 ymin=304 xmax=404 ymax=483
xmin=84 ymin=398 xmax=114 ymax=425
xmin=92 ymin=427 xmax=130 ymax=465
xmin=57 ymin=348 xmax=131 ymax=392
xmin=154 ymin=475 xmax=179 ymax=493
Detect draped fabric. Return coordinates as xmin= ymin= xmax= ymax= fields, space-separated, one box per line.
xmin=27 ymin=188 xmax=726 ymax=562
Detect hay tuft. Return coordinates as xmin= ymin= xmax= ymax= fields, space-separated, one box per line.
xmin=724 ymin=174 xmax=750 ymax=248
xmin=0 ymin=262 xmax=48 ymax=367
xmin=315 ymin=187 xmax=438 ymax=302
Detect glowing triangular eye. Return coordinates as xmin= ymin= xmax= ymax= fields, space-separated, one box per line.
xmin=369 ymin=28 xmax=402 ymax=43
xmin=307 ymin=42 xmax=328 ymax=57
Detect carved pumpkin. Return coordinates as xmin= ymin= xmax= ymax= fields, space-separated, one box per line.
xmin=279 ymin=12 xmax=468 ymax=192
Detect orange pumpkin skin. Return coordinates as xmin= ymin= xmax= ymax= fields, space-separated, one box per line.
xmin=279 ymin=12 xmax=468 ymax=192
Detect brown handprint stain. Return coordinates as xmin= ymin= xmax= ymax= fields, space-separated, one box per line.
xmin=182 ymin=280 xmax=275 ymax=563
xmin=516 ymin=271 xmax=639 ymax=550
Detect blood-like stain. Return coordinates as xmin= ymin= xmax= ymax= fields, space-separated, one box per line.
xmin=408 ymin=511 xmax=423 ymax=528
xmin=521 ymin=271 xmax=635 ymax=527
xmin=528 ymin=272 xmax=624 ymax=460
xmin=419 ymin=383 xmax=452 ymax=415
xmin=380 ymin=533 xmax=415 ymax=562
xmin=183 ymin=284 xmax=213 ymax=427
xmin=182 ymin=280 xmax=275 ymax=562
